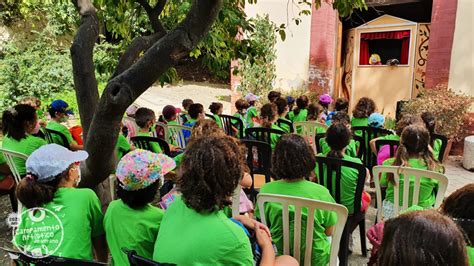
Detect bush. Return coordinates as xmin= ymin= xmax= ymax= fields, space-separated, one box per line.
xmin=237 ymin=14 xmax=277 ymax=98
xmin=402 ymin=85 xmax=474 ymax=139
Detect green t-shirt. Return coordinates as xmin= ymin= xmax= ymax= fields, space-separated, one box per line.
xmin=233 ymin=112 xmax=246 ymax=138
xmin=173 ymin=152 xmax=184 ymax=168
xmin=153 ymin=196 xmax=253 ymax=265
xmin=2 ymin=135 xmax=47 ymax=175
xmin=319 ymin=138 xmax=358 ymax=158
xmin=351 ymin=117 xmax=368 ymax=137
xmin=0 ymin=152 xmax=6 ymax=181
xmin=104 ymin=199 xmax=164 ymax=266
xmin=136 ymin=132 xmax=162 ymax=154
xmin=14 ymin=188 xmax=104 ymax=260
xmin=379 ymin=134 xmax=400 ymax=141
xmin=245 ymin=106 xmax=258 ymax=128
xmin=116 ymin=133 xmax=131 ymax=160
xmin=46 ymin=121 xmax=76 ymax=146
xmin=288 ymin=109 xmax=308 ymax=123
xmin=380 ymin=158 xmax=440 ymax=208
xmin=314 ymin=154 xmax=363 ymax=214
xmin=270 ymin=124 xmax=284 ymax=150
xmin=212 ymin=114 xmax=223 ymax=129
xmin=467 ymin=246 xmax=474 ymax=266
xmin=166 ymin=120 xmax=180 ymax=146
xmin=255 ymin=180 xmax=337 ymax=266
xmin=278 ymin=117 xmax=292 ymax=133
xmin=433 ymin=138 xmax=443 ymax=161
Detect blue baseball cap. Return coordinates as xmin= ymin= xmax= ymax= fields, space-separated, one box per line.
xmin=368 ymin=113 xmax=385 ymax=128
xmin=50 ymin=100 xmax=74 ymax=115
xmin=286 ymin=96 xmax=295 ymax=104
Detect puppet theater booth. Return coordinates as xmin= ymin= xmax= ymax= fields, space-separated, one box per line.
xmin=339 ymin=15 xmax=430 ymax=117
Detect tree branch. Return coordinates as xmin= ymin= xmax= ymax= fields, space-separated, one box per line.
xmin=81 ymin=0 xmax=223 ymax=189
xmin=70 ymin=0 xmax=100 ymax=141
xmin=110 ymin=32 xmax=165 ymax=79
xmin=136 ymin=0 xmax=167 ymax=33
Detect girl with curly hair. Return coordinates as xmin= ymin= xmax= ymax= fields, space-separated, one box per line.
xmin=351 ymin=97 xmax=376 ymax=131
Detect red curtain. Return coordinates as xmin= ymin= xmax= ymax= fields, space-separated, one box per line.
xmin=361 ymin=30 xmax=410 ymax=40
xmin=400 ymin=37 xmax=409 ymax=64
xmin=360 ymin=39 xmax=369 ymax=65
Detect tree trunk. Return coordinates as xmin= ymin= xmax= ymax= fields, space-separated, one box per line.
xmin=71 ymin=0 xmax=223 ymax=193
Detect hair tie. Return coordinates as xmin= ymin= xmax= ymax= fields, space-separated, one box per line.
xmin=8 ymin=107 xmax=18 ymax=116
xmin=25 ymin=174 xmax=37 ymax=182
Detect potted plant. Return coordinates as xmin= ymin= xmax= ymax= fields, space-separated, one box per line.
xmin=401 ymin=85 xmax=474 ymax=158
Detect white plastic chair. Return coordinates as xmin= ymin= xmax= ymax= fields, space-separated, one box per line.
xmin=231 ymin=184 xmax=241 ymax=217
xmin=153 ymin=122 xmax=168 ymax=140
xmin=0 ymin=148 xmax=28 ymax=213
xmin=257 ymin=193 xmax=348 ymax=266
xmin=167 ymin=125 xmax=191 ymax=149
xmin=294 ymin=121 xmax=328 ymax=154
xmin=373 ymin=165 xmax=448 ymax=221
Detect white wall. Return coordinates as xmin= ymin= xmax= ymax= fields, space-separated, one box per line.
xmin=245 ymin=0 xmax=311 ymax=91
xmin=448 ymin=0 xmax=474 ymax=110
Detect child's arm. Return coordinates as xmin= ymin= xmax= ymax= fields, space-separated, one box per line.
xmin=255 ymin=225 xmax=275 ymax=266
xmin=92 ymin=235 xmax=108 ymax=262
xmin=325 ymin=225 xmax=335 ymax=236
xmin=370 ymin=137 xmax=381 ymax=154
xmin=69 ymin=142 xmax=84 ymax=151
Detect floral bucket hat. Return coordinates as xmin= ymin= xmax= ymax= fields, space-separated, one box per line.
xmin=116 ymin=149 xmax=176 ymax=191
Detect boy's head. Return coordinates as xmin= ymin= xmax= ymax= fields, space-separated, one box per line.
xmin=335 ymin=98 xmax=349 ymax=112
xmin=272 ymin=134 xmax=316 ymax=181
xmin=441 ymin=184 xmax=474 ymax=245
xmin=274 ymin=97 xmax=289 ymax=117
xmin=182 ymin=99 xmax=194 ymax=111
xmin=162 ymin=105 xmax=178 ymax=121
xmin=326 ymin=123 xmax=351 ymax=158
xmin=368 ymin=112 xmax=385 ymax=128
xmin=48 ymin=100 xmax=73 ymax=122
xmin=260 ymin=103 xmax=278 ymax=127
xmin=135 ymin=107 xmax=156 ymax=129
xmin=244 ymin=93 xmax=259 ymax=106
xmin=209 ymin=102 xmax=223 ymax=115
xmin=267 ymin=91 xmax=282 ymax=103
xmin=116 ymin=149 xmax=176 ymax=209
xmin=296 ymin=95 xmax=310 ymax=110
xmin=331 ymin=111 xmax=350 ymax=126
xmin=235 ymin=98 xmax=250 ymax=112
xmin=188 ymin=103 xmax=204 ymax=120
xmin=178 ymin=135 xmax=245 ymax=213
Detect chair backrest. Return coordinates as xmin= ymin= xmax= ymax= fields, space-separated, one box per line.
xmin=432 ymin=133 xmax=448 ymax=162
xmin=205 ymin=113 xmax=215 ymax=120
xmin=315 ymin=156 xmax=367 ymax=215
xmin=375 ymin=139 xmax=400 ymax=158
xmin=372 ymin=166 xmax=448 ymax=221
xmin=294 ymin=121 xmax=327 ymax=153
xmin=219 ymin=114 xmax=244 ymax=138
xmin=231 ymin=184 xmax=241 ymax=217
xmin=130 ymin=136 xmax=171 ymax=156
xmin=276 ymin=119 xmax=295 ymax=133
xmin=257 ymin=194 xmax=348 ymax=266
xmin=153 ymin=122 xmax=168 ymax=140
xmin=44 ymin=128 xmax=70 ymax=148
xmin=351 ymin=126 xmax=393 ymax=170
xmin=122 ymin=248 xmax=175 ymax=266
xmin=314 ymin=133 xmax=326 ymax=155
xmin=1 ymin=247 xmax=107 ymax=265
xmin=245 ymin=127 xmax=285 ymax=146
xmin=167 ymin=125 xmax=191 ymax=149
xmin=0 ymin=148 xmax=28 ymax=185
xmin=241 ymin=140 xmax=272 ymax=200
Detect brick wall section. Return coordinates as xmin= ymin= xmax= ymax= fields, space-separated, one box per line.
xmin=424 ymin=0 xmax=458 ymax=88
xmin=308 ymin=3 xmax=338 ymax=95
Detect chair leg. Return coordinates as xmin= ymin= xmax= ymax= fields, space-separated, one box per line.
xmin=359 ymin=219 xmax=367 ymax=257
xmin=338 ymin=226 xmax=350 ymax=266
xmin=9 ymin=189 xmax=18 ymax=213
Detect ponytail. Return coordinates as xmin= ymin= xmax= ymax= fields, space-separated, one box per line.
xmin=388 ymin=144 xmax=410 ymax=185
xmin=2 ymin=104 xmax=36 ymax=140
xmin=294 ymin=96 xmax=309 ymax=116
xmin=327 ymin=150 xmax=344 ymax=159
xmin=16 ymin=174 xmax=59 ymax=209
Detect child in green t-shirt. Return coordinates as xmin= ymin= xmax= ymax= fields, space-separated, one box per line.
xmin=257 ymin=134 xmax=337 ymax=266
xmin=105 ymin=149 xmax=176 ymax=266
xmin=351 ymin=97 xmax=376 ymax=130
xmin=440 ymin=184 xmax=474 ymax=265
xmin=233 ymin=98 xmax=250 ymax=137
xmin=244 ymin=93 xmax=260 ymax=128
xmin=319 ymin=112 xmax=358 ymax=159
xmin=316 ymin=123 xmax=371 ymax=214
xmin=421 ymin=111 xmax=443 ymax=161
xmin=46 ymin=100 xmax=83 ymax=151
xmin=208 ymin=102 xmax=224 ymax=129
xmin=15 ymin=144 xmax=107 ymax=262
xmin=135 ymin=107 xmax=163 ymax=154
xmin=179 ymin=99 xmax=193 ymax=125
xmin=260 ymin=103 xmax=284 ymax=150
xmin=288 ymin=95 xmax=309 ymax=123
xmin=380 ymin=124 xmax=444 ymax=219
xmin=274 ymin=97 xmax=292 ymax=133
